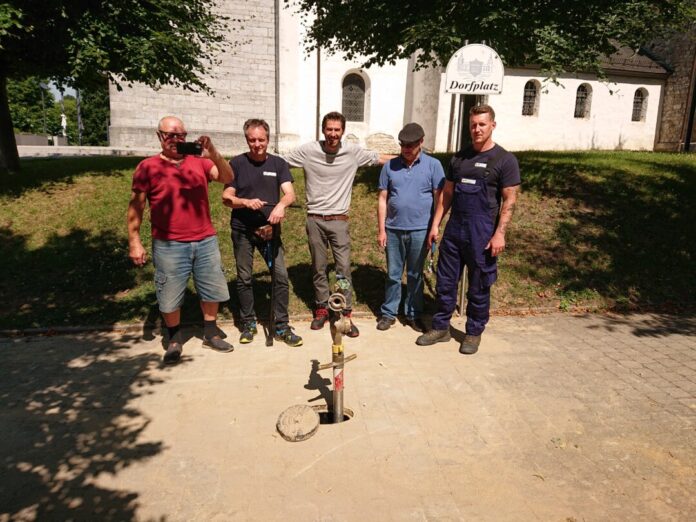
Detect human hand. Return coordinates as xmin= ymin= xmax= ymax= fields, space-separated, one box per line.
xmin=129 ymin=241 xmax=148 ymax=266
xmin=268 ymin=204 xmax=286 ymax=224
xmin=486 ymin=231 xmax=506 ymax=256
xmin=197 ymin=135 xmax=216 ymax=159
xmin=427 ymin=228 xmax=439 ymax=249
xmin=245 ymin=198 xmax=267 ymax=210
xmin=377 ymin=231 xmax=387 ymax=249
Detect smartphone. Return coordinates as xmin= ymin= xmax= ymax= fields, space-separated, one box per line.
xmin=176 ymin=141 xmax=203 ymax=156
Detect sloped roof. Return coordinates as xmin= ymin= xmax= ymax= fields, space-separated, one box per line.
xmin=600 ymin=46 xmax=670 ymax=77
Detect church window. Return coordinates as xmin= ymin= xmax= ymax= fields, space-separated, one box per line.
xmin=342 ymin=74 xmax=365 ymax=122
xmin=632 ymin=88 xmax=648 ymax=122
xmin=522 ymin=80 xmax=540 ymax=116
xmin=574 ymin=84 xmax=592 ymax=119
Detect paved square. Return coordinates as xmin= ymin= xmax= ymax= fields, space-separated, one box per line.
xmin=1 ymin=313 xmax=694 ymax=521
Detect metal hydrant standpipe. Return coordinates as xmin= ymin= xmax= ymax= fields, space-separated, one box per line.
xmin=318 ymin=279 xmax=356 ymax=424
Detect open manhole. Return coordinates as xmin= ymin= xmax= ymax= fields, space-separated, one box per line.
xmin=277 ymin=404 xmax=354 ymax=442
xmin=312 ymin=405 xmax=354 ymax=424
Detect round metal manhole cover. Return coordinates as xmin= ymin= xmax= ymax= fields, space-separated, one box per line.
xmin=276 ymin=405 xmax=320 ymax=442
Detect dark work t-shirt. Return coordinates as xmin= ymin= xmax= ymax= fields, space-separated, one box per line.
xmin=227 ymin=153 xmax=294 ymax=231
xmin=446 ymin=144 xmax=521 ymax=220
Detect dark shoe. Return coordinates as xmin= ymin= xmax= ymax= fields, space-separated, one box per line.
xmin=311 ymin=307 xmax=329 ymax=330
xmin=416 ymin=329 xmax=451 ymax=346
xmin=240 ymin=321 xmax=257 ymax=344
xmin=376 ymin=316 xmax=396 ymax=331
xmin=459 ymin=334 xmax=481 ymax=355
xmin=202 ymin=335 xmax=234 ymax=353
xmin=163 ymin=342 xmax=182 ymax=364
xmin=343 ymin=310 xmax=359 ymax=338
xmin=403 ymin=316 xmax=425 ymax=333
xmin=275 ymin=326 xmax=303 ymax=347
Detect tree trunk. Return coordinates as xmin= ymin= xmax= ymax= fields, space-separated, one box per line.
xmin=0 ymin=73 xmax=21 ymax=174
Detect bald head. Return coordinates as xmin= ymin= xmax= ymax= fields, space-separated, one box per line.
xmin=158 ymin=116 xmax=185 ymax=133
xmin=156 ymin=116 xmax=188 ymax=158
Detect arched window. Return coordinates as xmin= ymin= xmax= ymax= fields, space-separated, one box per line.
xmin=522 ymin=80 xmax=540 ymax=116
xmin=342 ymin=74 xmax=365 ymax=122
xmin=632 ymin=88 xmax=648 ymax=122
xmin=574 ymin=84 xmax=592 ymax=119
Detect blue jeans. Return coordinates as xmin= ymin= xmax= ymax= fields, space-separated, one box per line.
xmin=152 ymin=235 xmax=230 ymax=313
xmin=380 ymin=228 xmax=428 ymax=320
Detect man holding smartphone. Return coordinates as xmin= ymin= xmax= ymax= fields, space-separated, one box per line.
xmin=127 ymin=116 xmax=235 ymax=364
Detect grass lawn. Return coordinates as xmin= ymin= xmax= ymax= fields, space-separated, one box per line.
xmin=0 ymin=151 xmax=694 ymax=330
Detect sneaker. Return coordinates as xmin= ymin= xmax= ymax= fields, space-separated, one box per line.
xmin=202 ymin=335 xmax=234 ymax=353
xmin=311 ymin=307 xmax=329 ymax=330
xmin=163 ymin=342 xmax=182 ymax=364
xmin=275 ymin=326 xmax=303 ymax=347
xmin=403 ymin=316 xmax=426 ymax=333
xmin=459 ymin=334 xmax=481 ymax=355
xmin=240 ymin=321 xmax=257 ymax=344
xmin=376 ymin=316 xmax=396 ymax=331
xmin=416 ymin=328 xmax=451 ymax=346
xmin=343 ymin=310 xmax=359 ymax=338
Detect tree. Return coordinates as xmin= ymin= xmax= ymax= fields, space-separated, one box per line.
xmin=289 ymin=1 xmax=695 ymax=76
xmin=0 ymin=0 xmax=232 ymax=174
xmin=79 ymin=80 xmax=110 ymax=146
xmin=7 ymin=77 xmax=55 ymax=135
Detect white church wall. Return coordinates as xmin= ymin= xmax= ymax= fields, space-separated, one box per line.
xmin=109 ymin=0 xmax=277 ymax=153
xmin=480 ymin=69 xmax=663 ymax=151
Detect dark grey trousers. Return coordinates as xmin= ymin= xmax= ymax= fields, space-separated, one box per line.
xmin=305 ymin=217 xmax=353 ymax=309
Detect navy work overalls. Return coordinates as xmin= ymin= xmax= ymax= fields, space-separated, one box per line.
xmin=431 ymin=153 xmax=500 ymax=335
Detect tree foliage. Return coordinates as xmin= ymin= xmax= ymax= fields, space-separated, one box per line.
xmin=7 ymin=77 xmax=54 ymax=134
xmin=288 ymin=0 xmax=696 ymax=77
xmin=0 ymin=0 xmax=233 ymax=173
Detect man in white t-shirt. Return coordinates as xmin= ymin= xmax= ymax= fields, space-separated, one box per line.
xmin=285 ymin=111 xmax=393 ymax=336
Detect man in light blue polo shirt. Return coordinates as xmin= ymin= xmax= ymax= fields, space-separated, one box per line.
xmin=377 ymin=123 xmax=445 ymax=332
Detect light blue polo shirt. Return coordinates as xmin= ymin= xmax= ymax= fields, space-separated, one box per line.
xmin=378 ymin=152 xmax=445 ymax=230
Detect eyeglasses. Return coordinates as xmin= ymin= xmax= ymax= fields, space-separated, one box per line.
xmin=399 ymin=141 xmax=420 ymax=148
xmin=158 ymin=131 xmax=187 ymax=140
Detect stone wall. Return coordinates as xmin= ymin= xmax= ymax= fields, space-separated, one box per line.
xmin=109 ymin=0 xmax=277 ymax=154
xmin=647 ymin=27 xmax=696 ymax=151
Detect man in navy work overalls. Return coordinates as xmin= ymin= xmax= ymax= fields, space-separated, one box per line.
xmin=416 ymin=104 xmax=520 ymax=354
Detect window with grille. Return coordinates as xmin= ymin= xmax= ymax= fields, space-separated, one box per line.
xmin=632 ymin=88 xmax=648 ymax=122
xmin=574 ymin=84 xmax=591 ymax=118
xmin=522 ymin=80 xmax=539 ymax=116
xmin=342 ymin=74 xmax=365 ymax=122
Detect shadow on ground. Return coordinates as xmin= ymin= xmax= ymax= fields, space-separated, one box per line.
xmin=0 ymin=157 xmax=142 ymax=197
xmin=583 ymin=312 xmax=696 ymax=338
xmin=0 ymin=333 xmax=167 ymax=520
xmin=0 ymin=226 xmax=155 ymax=330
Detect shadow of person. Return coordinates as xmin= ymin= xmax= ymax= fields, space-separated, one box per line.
xmin=0 ymin=333 xmax=165 ymax=520
xmin=142 ymin=304 xmax=161 ymax=341
xmin=304 ymin=359 xmax=332 ymax=407
xmin=287 ymin=263 xmax=316 ymax=311
xmin=350 ymin=264 xmax=386 ymax=316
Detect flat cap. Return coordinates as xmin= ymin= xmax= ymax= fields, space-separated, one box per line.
xmin=398 ymin=122 xmax=425 ymax=143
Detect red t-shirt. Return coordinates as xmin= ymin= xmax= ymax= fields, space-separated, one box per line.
xmin=132 ymin=155 xmax=217 ymax=241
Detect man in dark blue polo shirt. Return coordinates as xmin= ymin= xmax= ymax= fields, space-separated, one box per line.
xmin=222 ymin=119 xmax=302 ymax=347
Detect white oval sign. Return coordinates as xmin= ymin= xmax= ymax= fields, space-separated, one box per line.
xmin=445 ymin=44 xmax=504 ymax=95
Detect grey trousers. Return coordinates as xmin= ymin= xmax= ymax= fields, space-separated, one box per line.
xmin=305 ymin=217 xmax=353 ymax=309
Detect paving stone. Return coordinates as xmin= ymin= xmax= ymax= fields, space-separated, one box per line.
xmin=0 ymin=313 xmax=694 ymax=520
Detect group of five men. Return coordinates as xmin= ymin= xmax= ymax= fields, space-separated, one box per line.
xmin=127 ymin=106 xmax=520 ymax=364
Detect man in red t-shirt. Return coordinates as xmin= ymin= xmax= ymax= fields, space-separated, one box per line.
xmin=127 ymin=116 xmax=235 ymax=364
